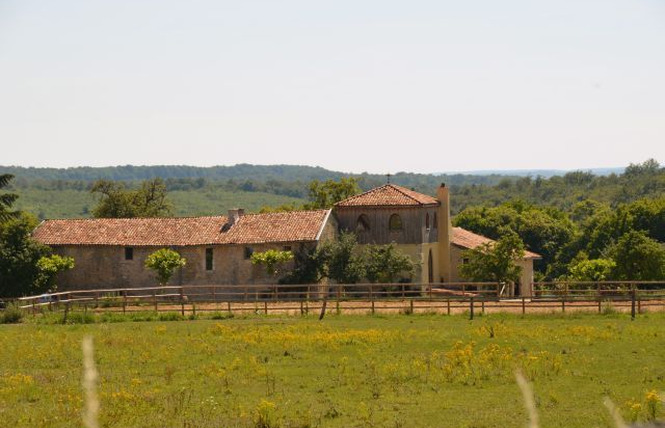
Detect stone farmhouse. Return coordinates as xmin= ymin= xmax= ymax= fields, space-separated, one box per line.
xmin=32 ymin=183 xmax=540 ymax=295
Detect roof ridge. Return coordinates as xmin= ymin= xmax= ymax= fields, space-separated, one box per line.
xmin=387 ymin=183 xmax=422 ymax=203
xmin=43 ymin=215 xmax=227 ymax=222
xmin=241 ymin=208 xmax=329 ymax=218
xmin=333 ymin=185 xmax=379 ymax=205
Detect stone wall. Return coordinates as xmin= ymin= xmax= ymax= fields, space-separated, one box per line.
xmin=53 ymin=241 xmax=318 ymax=291
xmin=335 ymin=206 xmax=439 ymax=245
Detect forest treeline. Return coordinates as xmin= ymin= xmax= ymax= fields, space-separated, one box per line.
xmin=3 ymin=160 xmax=663 ymax=219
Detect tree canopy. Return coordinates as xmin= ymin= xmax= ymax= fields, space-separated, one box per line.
xmin=91 ymin=178 xmax=172 ymax=218
xmin=459 ymin=230 xmax=525 ymax=284
xmin=250 ymin=249 xmax=294 ymax=277
xmin=144 ymin=249 xmax=186 ymax=285
xmin=0 ymin=174 xmax=19 ymax=222
xmin=304 ymin=178 xmax=361 ymax=209
xmin=0 ymin=213 xmax=62 ymax=297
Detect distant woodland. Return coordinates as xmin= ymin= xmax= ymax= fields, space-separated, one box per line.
xmin=1 ymin=160 xmax=664 ymax=282
xmin=1 ymin=161 xmax=662 ymax=219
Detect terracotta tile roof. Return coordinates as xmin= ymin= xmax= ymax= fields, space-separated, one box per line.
xmin=452 ymin=227 xmax=541 ymax=259
xmin=335 ymin=184 xmax=439 ymax=207
xmin=33 ymin=210 xmax=331 ymax=247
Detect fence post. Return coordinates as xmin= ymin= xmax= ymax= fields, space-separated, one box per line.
xmin=521 ymin=296 xmax=525 ymax=315
xmin=336 ymin=284 xmax=341 ymax=315
xmin=227 ymin=301 xmax=232 ymax=314
xmin=122 ymin=290 xmax=127 ymax=314
xmin=561 ymin=296 xmax=565 ymax=313
xmin=180 ymin=287 xmax=185 ymax=316
xmin=409 ymin=299 xmax=414 ymax=314
xmin=264 ymin=301 xmax=268 ymax=315
xmin=631 ymin=288 xmax=636 ymax=320
xmin=305 ymin=285 xmax=309 ymax=315
xmin=153 ymin=290 xmax=158 ymax=312
xmin=447 ymin=299 xmax=451 ymax=316
xmin=481 ymin=298 xmax=485 ymax=315
xmin=370 ymin=284 xmax=375 ymax=314
xmin=469 ymin=297 xmax=474 ymax=320
xmin=62 ymin=301 xmax=70 ymax=324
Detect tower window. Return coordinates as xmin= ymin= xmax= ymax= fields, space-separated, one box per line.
xmin=433 ymin=213 xmax=438 ymax=229
xmin=124 ymin=247 xmax=133 ymax=260
xmin=425 ymin=213 xmax=430 ymax=229
xmin=356 ymin=214 xmax=370 ymax=231
xmin=244 ymin=247 xmax=254 ymax=259
xmin=389 ymin=214 xmax=403 ymax=231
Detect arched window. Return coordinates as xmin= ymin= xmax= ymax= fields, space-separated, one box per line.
xmin=433 ymin=213 xmax=438 ymax=229
xmin=389 ymin=214 xmax=403 ymax=231
xmin=356 ymin=214 xmax=370 ymax=231
xmin=425 ymin=213 xmax=430 ymax=229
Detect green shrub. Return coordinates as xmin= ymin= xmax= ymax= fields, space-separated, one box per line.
xmin=64 ymin=312 xmax=95 ymax=324
xmin=158 ymin=312 xmax=184 ymax=322
xmin=1 ymin=302 xmax=24 ymax=324
xmin=210 ymin=311 xmax=234 ymax=320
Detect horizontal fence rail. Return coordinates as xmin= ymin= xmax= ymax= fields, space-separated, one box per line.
xmin=10 ymin=281 xmax=665 ymax=320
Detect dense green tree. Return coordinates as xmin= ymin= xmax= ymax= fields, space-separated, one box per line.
xmin=91 ymin=178 xmax=172 ymax=218
xmin=607 ymin=230 xmax=665 ymax=281
xmin=459 ymin=230 xmax=525 ymax=284
xmin=624 ymin=158 xmax=660 ymax=177
xmin=279 ymin=246 xmax=328 ymax=284
xmin=363 ymin=243 xmax=415 ymax=283
xmin=36 ymin=254 xmax=75 ymax=292
xmin=144 ymin=248 xmax=186 ymax=285
xmin=0 ymin=213 xmax=53 ymax=297
xmin=320 ymin=232 xmax=365 ymax=284
xmin=304 ymin=178 xmax=361 ymax=209
xmin=250 ymin=249 xmax=294 ymax=277
xmin=0 ymin=174 xmax=19 ymax=222
xmin=564 ymin=255 xmax=616 ymax=282
xmin=453 ymin=201 xmax=575 ymax=273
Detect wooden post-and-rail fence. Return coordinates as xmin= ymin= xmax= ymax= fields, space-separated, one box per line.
xmin=12 ymin=281 xmax=665 ymax=320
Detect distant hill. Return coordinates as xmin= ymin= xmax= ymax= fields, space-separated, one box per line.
xmin=2 ymin=160 xmax=662 ymax=219
xmin=450 ymin=167 xmax=625 ymax=178
xmin=0 ymin=164 xmax=512 ymax=186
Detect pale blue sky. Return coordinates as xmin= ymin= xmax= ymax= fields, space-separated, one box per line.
xmin=1 ymin=0 xmax=664 ymax=174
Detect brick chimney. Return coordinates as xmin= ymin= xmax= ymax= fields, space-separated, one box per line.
xmin=227 ymin=208 xmax=245 ymax=226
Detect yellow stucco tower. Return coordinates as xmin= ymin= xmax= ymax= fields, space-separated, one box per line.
xmin=437 ymin=184 xmax=452 ymax=282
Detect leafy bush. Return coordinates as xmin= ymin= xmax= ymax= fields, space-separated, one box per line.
xmin=64 ymin=312 xmax=95 ymax=324
xmin=144 ymin=249 xmax=186 ymax=285
xmin=158 ymin=312 xmax=184 ymax=322
xmin=1 ymin=302 xmax=24 ymax=324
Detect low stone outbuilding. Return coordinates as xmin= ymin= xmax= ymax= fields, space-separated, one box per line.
xmin=32 ymin=209 xmax=336 ymax=290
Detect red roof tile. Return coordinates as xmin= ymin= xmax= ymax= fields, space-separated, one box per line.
xmin=335 ymin=184 xmax=439 ymax=207
xmin=33 ymin=210 xmax=331 ymax=247
xmin=452 ymin=227 xmax=541 ymax=259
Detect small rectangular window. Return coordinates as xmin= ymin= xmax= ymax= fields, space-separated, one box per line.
xmin=205 ymin=248 xmax=213 ymax=271
xmin=125 ymin=247 xmax=133 ymax=260
xmin=462 ymin=258 xmax=469 ymax=264
xmin=244 ymin=247 xmax=254 ymax=259
xmin=283 ymin=246 xmax=292 ymax=252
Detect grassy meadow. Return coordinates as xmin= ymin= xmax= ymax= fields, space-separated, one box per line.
xmin=1 ymin=312 xmax=664 ymax=428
